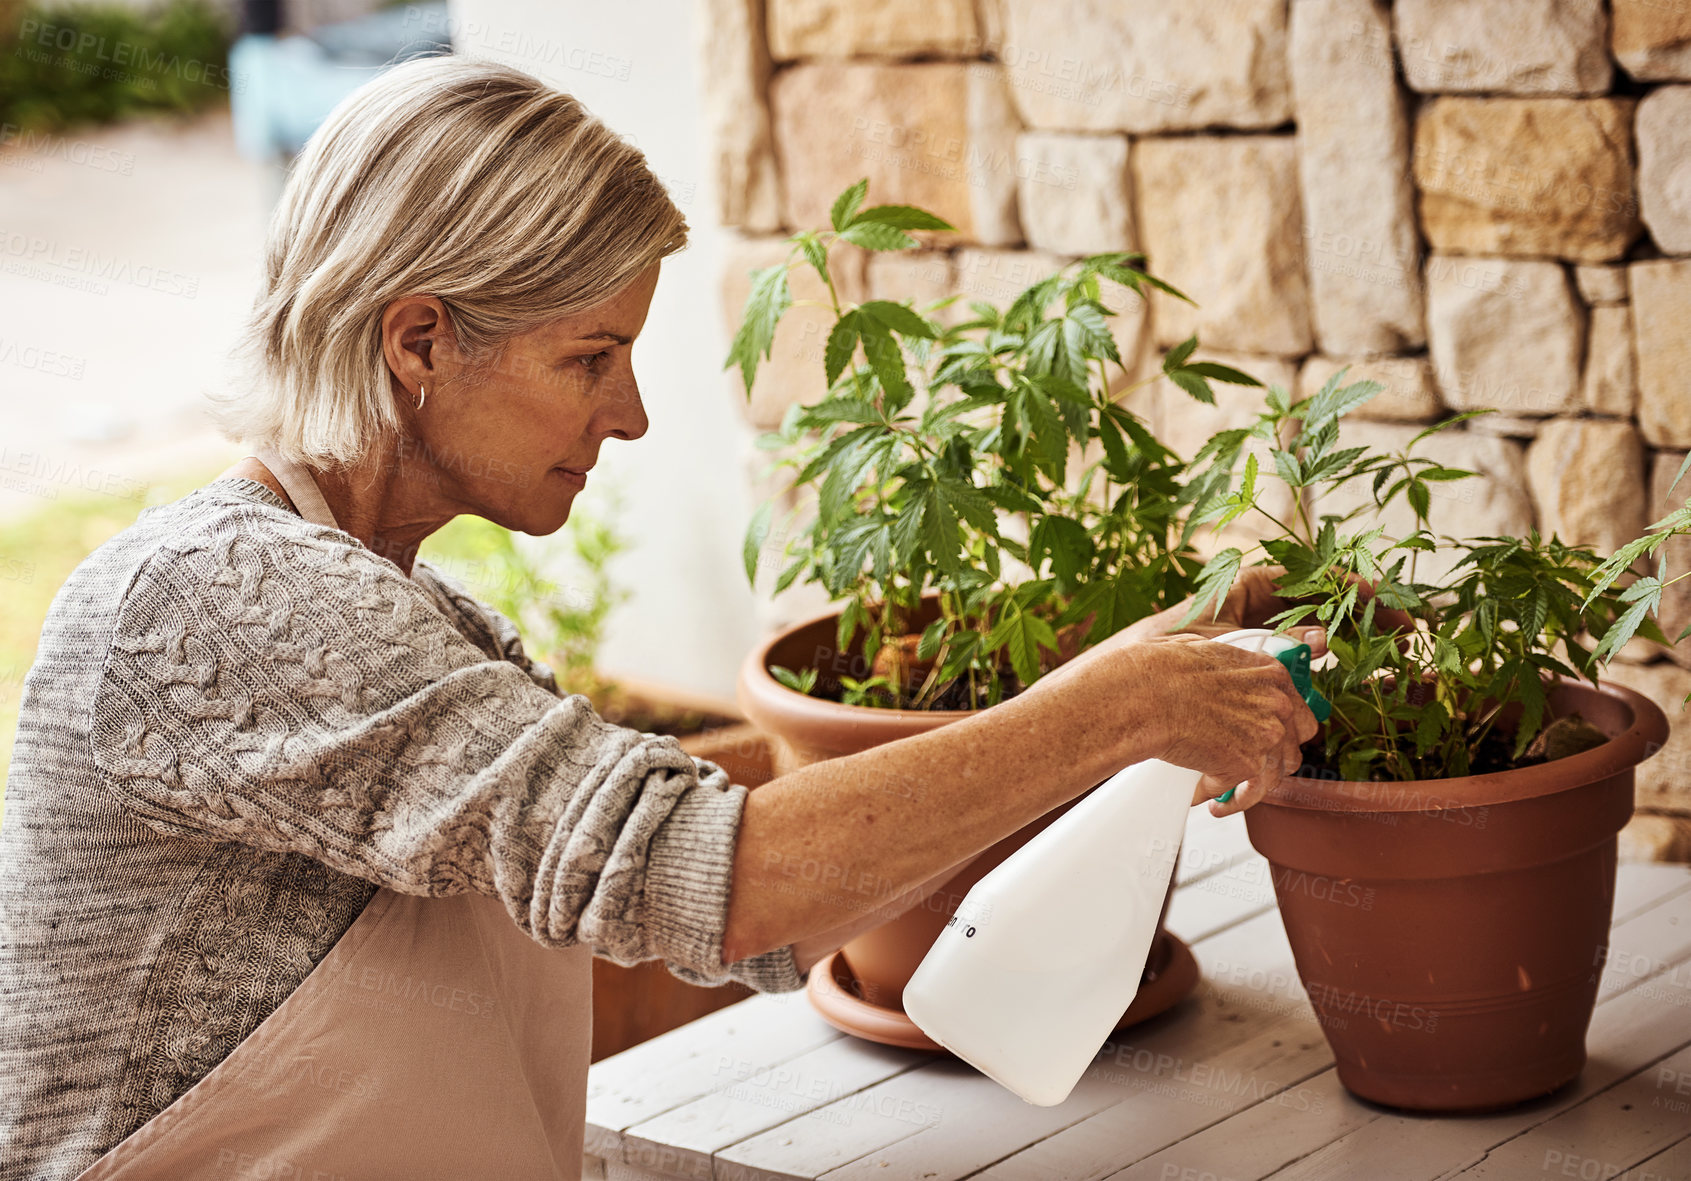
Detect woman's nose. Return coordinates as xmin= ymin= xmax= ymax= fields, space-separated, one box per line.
xmin=602 ymin=363 xmax=649 ymax=442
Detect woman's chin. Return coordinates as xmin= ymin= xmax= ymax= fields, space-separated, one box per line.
xmin=483 ymin=488 xmax=578 ymax=536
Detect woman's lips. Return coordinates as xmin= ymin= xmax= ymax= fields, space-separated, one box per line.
xmin=552 ymin=465 xmax=590 ymax=485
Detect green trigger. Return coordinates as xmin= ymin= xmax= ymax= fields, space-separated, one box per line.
xmin=1217 ymin=643 xmax=1329 ymax=804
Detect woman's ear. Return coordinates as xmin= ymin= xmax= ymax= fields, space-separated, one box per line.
xmin=380 ymin=296 xmax=453 ymax=397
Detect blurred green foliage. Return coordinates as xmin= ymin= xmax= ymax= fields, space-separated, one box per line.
xmin=0 ymin=0 xmax=233 ymax=133
xmin=417 ymin=493 xmax=631 ymax=700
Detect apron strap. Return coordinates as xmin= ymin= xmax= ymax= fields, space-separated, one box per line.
xmin=248 ymin=444 xmax=340 ymax=533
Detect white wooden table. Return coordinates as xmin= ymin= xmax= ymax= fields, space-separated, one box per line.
xmin=584 ymin=812 xmax=1691 ymax=1181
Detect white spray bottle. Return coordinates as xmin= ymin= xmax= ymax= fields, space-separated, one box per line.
xmin=901 ymin=627 xmax=1331 ymax=1107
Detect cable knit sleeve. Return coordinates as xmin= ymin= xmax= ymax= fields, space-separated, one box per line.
xmin=410 ymin=559 xmax=563 ymax=698
xmin=86 ymin=525 xmax=804 ymax=994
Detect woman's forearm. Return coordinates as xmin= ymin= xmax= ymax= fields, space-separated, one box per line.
xmin=786 ymin=853 xmax=980 ymax=976
xmin=720 ymin=652 xmax=1164 ymax=966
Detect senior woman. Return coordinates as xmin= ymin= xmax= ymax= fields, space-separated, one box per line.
xmin=0 ymin=56 xmax=1321 ymax=1179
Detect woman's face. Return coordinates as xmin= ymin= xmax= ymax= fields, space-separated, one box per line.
xmin=388 ymin=261 xmax=661 ymax=535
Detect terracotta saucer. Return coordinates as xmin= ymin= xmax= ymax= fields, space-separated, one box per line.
xmin=806 ymin=930 xmax=1201 ymax=1053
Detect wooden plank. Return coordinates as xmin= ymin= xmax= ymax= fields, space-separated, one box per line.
xmin=821 ymin=911 xmax=1309 ymax=1180
xmin=1261 ymin=884 xmax=1691 ymax=1181
xmin=1101 ymin=866 xmax=1691 ymax=1181
xmin=967 ymin=1010 xmax=1330 ymax=1181
xmin=1622 ymin=1133 xmax=1691 ymax=1181
xmin=1613 ymin=863 xmax=1691 ymax=925
xmin=620 ymin=1036 xmax=929 ymax=1177
xmin=586 ymin=990 xmax=843 ymax=1158
xmin=583 ymin=854 xmax=1688 ymax=1181
xmin=1451 ymin=1042 xmax=1691 ymax=1179
xmin=1598 ymin=876 xmax=1691 ymax=1003
xmin=1104 ymin=1071 xmax=1372 ymax=1181
xmin=1184 ymin=906 xmax=1311 ymax=1026
xmin=582 ymin=809 xmax=1274 ymax=1173
xmin=711 ymin=1060 xmax=971 ymax=1181
xmin=1175 ymin=812 xmax=1259 ymax=888
xmin=709 ymin=980 xmax=1273 ymax=1181
xmin=602 ymin=1160 xmax=681 ymax=1181
xmin=1164 ymin=852 xmax=1278 ymax=945
xmin=688 ymin=860 xmax=1296 ymax=1178
xmin=811 ymin=1052 xmax=1164 ymax=1181
xmin=970 ymin=910 xmax=1309 ymax=1180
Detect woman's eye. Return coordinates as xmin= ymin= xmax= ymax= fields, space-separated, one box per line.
xmin=578 ymin=350 xmax=609 ymax=372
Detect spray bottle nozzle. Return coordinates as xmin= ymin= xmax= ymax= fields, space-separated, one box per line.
xmin=1216 ymin=639 xmax=1331 ymax=804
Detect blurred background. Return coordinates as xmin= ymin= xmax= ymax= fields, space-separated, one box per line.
xmin=2 ymin=0 xmax=1690 ymax=862
xmin=0 ymin=0 xmax=771 ymax=797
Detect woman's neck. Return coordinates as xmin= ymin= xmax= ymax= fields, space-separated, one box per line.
xmin=216 ymin=442 xmax=454 ymax=578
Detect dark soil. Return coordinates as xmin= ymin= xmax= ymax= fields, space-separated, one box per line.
xmin=588 ymin=684 xmax=740 ymax=739
xmin=805 ymin=670 xmax=1029 ymax=711
xmin=1294 ymin=713 xmax=1612 ymax=781
xmin=1295 ymin=731 xmax=1546 ymax=781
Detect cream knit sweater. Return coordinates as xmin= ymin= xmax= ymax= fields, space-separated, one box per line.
xmin=0 ymin=475 xmax=802 ymax=1179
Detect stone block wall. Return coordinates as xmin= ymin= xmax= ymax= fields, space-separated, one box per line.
xmin=701 ymin=0 xmax=1691 ymax=859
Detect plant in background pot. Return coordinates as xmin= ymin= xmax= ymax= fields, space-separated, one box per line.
xmin=1178 ymin=377 xmax=1677 ymax=1112
xmin=725 ymin=179 xmax=1262 ymax=1043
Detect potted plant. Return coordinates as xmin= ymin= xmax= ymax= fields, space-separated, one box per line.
xmin=1177 ymin=378 xmax=1678 ymax=1111
xmin=725 ymin=180 xmax=1260 ymax=1034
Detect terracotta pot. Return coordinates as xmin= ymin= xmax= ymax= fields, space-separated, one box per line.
xmin=738 ymin=603 xmax=1180 ymax=1020
xmin=1244 ymin=678 xmax=1670 ymax=1113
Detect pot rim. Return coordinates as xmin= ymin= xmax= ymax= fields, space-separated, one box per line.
xmin=736 ymin=602 xmax=978 ymax=751
xmin=1263 ymin=678 xmax=1671 ymax=814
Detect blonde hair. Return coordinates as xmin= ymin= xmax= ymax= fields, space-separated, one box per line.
xmin=210 ymin=54 xmax=689 ymax=470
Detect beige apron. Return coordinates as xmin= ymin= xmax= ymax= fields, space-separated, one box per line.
xmin=75 ymin=446 xmax=593 ymax=1181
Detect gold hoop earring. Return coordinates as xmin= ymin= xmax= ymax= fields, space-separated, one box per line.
xmin=417 ymin=384 xmax=427 ymax=410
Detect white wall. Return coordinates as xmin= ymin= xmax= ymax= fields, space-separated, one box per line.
xmin=445 ymin=0 xmax=763 ymax=701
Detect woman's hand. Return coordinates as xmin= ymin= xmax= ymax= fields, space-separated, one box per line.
xmin=1128 ymin=635 xmax=1321 ymax=816
xmin=1021 ymin=628 xmax=1321 ymax=817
